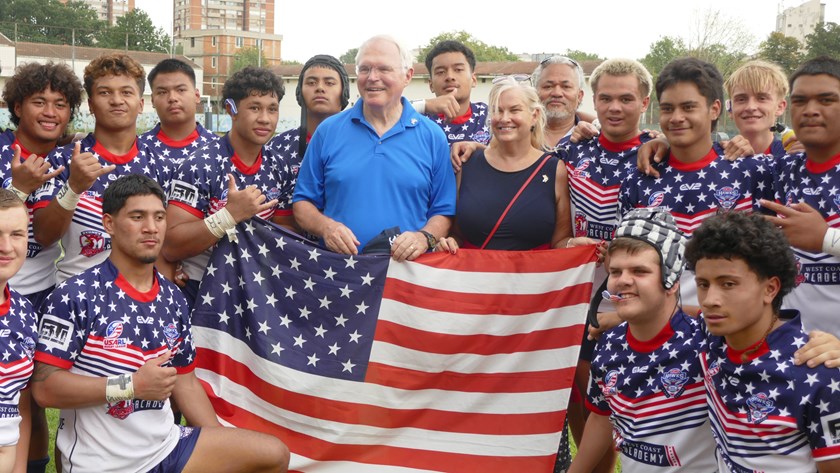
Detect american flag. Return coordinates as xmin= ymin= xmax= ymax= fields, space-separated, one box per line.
xmin=191 ymin=219 xmax=597 ymax=472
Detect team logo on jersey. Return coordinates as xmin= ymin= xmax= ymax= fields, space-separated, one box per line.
xmin=103 ymin=321 xmax=127 ymax=349
xmin=602 ymin=370 xmax=620 ymax=397
xmin=22 ymin=337 xmax=36 ymax=359
xmin=599 ymin=158 xmax=619 ymax=166
xmin=574 ymin=210 xmax=588 ymax=237
xmin=705 ymin=360 xmax=720 ymax=381
xmin=794 ymin=256 xmax=806 ymax=287
xmin=660 ymin=368 xmax=689 ymax=398
xmin=822 ymin=412 xmax=840 ymax=446
xmin=714 ymin=186 xmax=740 ymax=211
xmin=1 ymin=177 xmax=11 ymax=189
xmin=107 ymin=400 xmax=134 ymax=420
xmin=470 ymin=130 xmax=490 ymax=144
xmin=265 ymin=187 xmax=281 ymax=202
xmin=39 ymin=315 xmax=73 ymax=352
xmin=79 ymin=231 xmax=110 ymax=258
xmin=31 ymin=180 xmax=55 ymax=201
xmin=163 ymin=322 xmax=179 ymax=348
xmin=746 ymin=392 xmax=775 ymax=424
xmin=170 ymin=180 xmax=198 ymax=207
xmin=290 ymin=165 xmax=300 ymax=177
xmin=26 ymin=242 xmax=43 ymax=259
xmin=802 ymin=186 xmax=823 ymax=196
xmin=570 ymin=159 xmax=592 ymax=179
xmin=648 ymin=191 xmax=666 ymax=207
xmin=834 ymin=194 xmax=840 ymax=211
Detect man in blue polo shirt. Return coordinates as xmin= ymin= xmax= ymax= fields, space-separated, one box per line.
xmin=293 ymin=35 xmax=456 ymax=260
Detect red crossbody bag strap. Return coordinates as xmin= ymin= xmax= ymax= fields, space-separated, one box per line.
xmin=479 ymin=153 xmax=554 ymax=249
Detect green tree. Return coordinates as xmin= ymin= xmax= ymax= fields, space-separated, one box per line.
xmin=232 ymin=47 xmax=268 ymax=73
xmin=416 ymin=31 xmax=519 ymax=64
xmin=281 ymin=60 xmax=302 ymax=65
xmin=339 ymin=48 xmax=358 ymax=64
xmin=805 ymin=22 xmax=840 ymax=60
xmin=640 ymin=36 xmax=686 ymax=78
xmin=682 ymin=8 xmax=753 ymax=78
xmin=0 ymin=0 xmax=101 ymax=46
xmin=96 ymin=9 xmax=171 ymax=53
xmin=757 ymin=32 xmax=803 ymax=74
xmin=563 ymin=49 xmax=603 ymax=62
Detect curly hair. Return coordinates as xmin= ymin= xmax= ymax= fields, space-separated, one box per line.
xmin=3 ymin=62 xmax=83 ymax=127
xmin=222 ymin=66 xmax=285 ymax=105
xmin=656 ymin=57 xmax=724 ymax=130
xmin=685 ymin=212 xmax=797 ymax=312
xmin=83 ymin=53 xmax=146 ymax=97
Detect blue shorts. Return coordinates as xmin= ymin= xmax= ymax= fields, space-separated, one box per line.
xmin=148 ymin=426 xmax=201 ymax=473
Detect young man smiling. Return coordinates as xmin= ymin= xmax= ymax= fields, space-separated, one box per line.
xmin=569 ymin=208 xmax=717 ymax=473
xmin=164 ymin=66 xmax=291 ymax=308
xmin=689 ymin=211 xmax=840 ymax=472
xmin=618 ymin=57 xmax=775 ymax=310
xmin=30 ymin=53 xmax=166 ymax=285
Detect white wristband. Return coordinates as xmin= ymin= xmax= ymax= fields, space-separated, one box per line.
xmin=105 ymin=373 xmax=134 ymax=404
xmin=204 ymin=207 xmax=238 ymax=242
xmin=56 ymin=182 xmax=81 ymax=211
xmin=410 ymin=99 xmax=426 ymax=115
xmin=8 ymin=185 xmax=29 ymax=202
xmin=823 ymin=227 xmax=840 ymax=257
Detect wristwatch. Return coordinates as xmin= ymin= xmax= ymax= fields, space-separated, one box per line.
xmin=419 ymin=230 xmax=437 ymax=251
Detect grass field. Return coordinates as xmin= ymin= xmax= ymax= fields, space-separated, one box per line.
xmin=43 ymin=409 xmax=620 ymax=472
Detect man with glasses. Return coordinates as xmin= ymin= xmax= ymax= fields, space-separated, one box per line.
xmin=293 ymin=35 xmax=456 ymax=260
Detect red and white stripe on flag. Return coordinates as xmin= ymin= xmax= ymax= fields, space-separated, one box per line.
xmin=194 ymin=245 xmax=596 ymax=472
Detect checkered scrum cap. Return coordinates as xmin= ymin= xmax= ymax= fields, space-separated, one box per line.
xmin=615 ymin=208 xmax=687 ymax=289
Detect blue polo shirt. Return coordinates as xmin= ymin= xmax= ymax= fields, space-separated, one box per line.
xmin=294 ymin=97 xmax=456 ymax=250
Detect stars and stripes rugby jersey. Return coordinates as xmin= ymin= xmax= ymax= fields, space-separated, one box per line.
xmin=34 ymin=259 xmax=194 ymax=473
xmin=560 ymin=132 xmax=654 ymax=312
xmin=167 ymin=133 xmax=295 ymax=281
xmin=0 ymin=285 xmax=37 ymax=447
xmin=587 ymin=310 xmax=716 ymax=472
xmin=425 ymin=102 xmax=491 ymax=145
xmin=618 ymin=148 xmax=776 ymax=307
xmin=773 ymin=152 xmax=840 ymax=336
xmin=0 ymin=130 xmax=62 ymax=295
xmin=28 ymin=133 xmax=167 ymax=285
xmin=700 ymin=313 xmax=840 ymax=472
xmin=139 ymin=122 xmax=217 ymax=184
xmin=269 ymin=126 xmax=306 ymax=205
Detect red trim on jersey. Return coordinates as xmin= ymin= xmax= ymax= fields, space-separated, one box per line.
xmin=584 ymin=398 xmax=610 ymax=416
xmin=157 ymin=128 xmax=199 ymax=148
xmin=439 ymin=107 xmax=472 ymax=125
xmin=813 ymin=443 xmax=840 ymax=460
xmin=669 ymin=148 xmax=717 ymax=172
xmin=805 ymin=152 xmax=840 ymax=174
xmin=726 ymin=337 xmax=769 ymax=364
xmin=598 ymin=134 xmax=642 ymax=153
xmin=306 ymin=132 xmax=313 ymax=144
xmin=92 ymin=140 xmax=139 ymax=165
xmin=231 ymin=152 xmax=262 ymax=175
xmin=33 ymin=351 xmax=74 ymax=369
xmin=627 ymin=319 xmax=675 ymax=353
xmin=764 ymin=145 xmax=772 ymax=155
xmin=175 ymin=360 xmax=196 ymax=375
xmin=30 ymin=200 xmax=50 ymax=211
xmin=114 ymin=272 xmax=160 ymax=303
xmin=12 ymin=138 xmax=43 ymax=159
xmin=0 ymin=286 xmax=10 ymax=316
xmin=168 ymin=200 xmax=204 ymax=219
xmin=274 ymin=209 xmax=293 ymax=217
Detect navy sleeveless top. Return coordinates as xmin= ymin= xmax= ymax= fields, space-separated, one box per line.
xmin=457 ymin=149 xmax=558 ymax=250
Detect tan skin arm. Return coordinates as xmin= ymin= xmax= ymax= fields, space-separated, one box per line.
xmin=31 ymin=351 xmax=176 ymax=409
xmin=292 ymin=200 xmax=360 ymax=255
xmin=567 ymin=412 xmax=614 ymax=473
xmin=551 ymin=158 xmax=573 ymax=248
xmin=171 ymin=371 xmax=221 ymax=427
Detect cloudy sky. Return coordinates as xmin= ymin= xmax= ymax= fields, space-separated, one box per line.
xmin=136 ymin=0 xmax=840 ymax=62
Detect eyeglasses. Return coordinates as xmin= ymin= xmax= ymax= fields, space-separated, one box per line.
xmin=356 ymin=64 xmax=398 ymax=77
xmin=540 ymin=56 xmax=582 ymax=70
xmin=491 ymin=74 xmax=531 ymax=84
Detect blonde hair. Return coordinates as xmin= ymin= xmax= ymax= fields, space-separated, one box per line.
xmin=725 ymin=60 xmax=789 ymax=99
xmin=590 ymin=58 xmax=653 ymax=98
xmin=487 ymin=77 xmax=546 ymax=150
